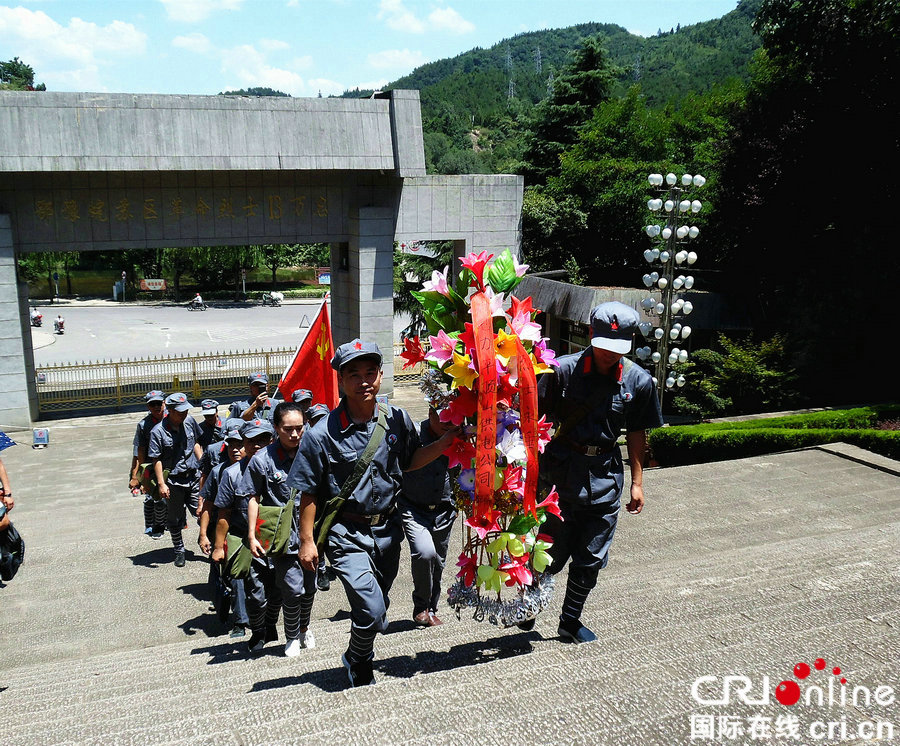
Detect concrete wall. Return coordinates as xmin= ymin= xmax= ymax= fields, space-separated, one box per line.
xmin=0 ymin=215 xmax=35 ymax=429
xmin=0 ymin=91 xmax=407 ymax=173
xmin=395 ymin=174 xmax=523 ymax=257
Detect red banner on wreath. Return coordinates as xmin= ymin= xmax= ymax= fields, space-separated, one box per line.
xmin=470 ymin=291 xmax=497 ymax=518
xmin=516 ymin=338 xmax=539 ymax=518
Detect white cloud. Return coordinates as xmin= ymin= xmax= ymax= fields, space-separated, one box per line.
xmin=349 ymin=78 xmax=389 ymax=93
xmin=0 ymin=6 xmax=146 ymax=90
xmin=259 ymin=38 xmax=290 ymax=53
xmin=159 ymin=0 xmax=243 ymax=24
xmin=377 ymin=0 xmax=473 ymax=35
xmin=427 ymin=7 xmax=474 ymax=34
xmin=220 ymin=43 xmax=308 ymax=95
xmin=366 ymin=48 xmax=426 ymax=70
xmin=172 ymin=32 xmax=214 ymax=55
xmin=377 ymin=0 xmax=424 ymax=33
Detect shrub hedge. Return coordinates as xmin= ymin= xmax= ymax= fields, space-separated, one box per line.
xmin=648 ymin=405 xmax=900 ymax=466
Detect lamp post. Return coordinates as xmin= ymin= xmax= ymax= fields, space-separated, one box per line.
xmin=634 ymin=171 xmax=705 ymax=407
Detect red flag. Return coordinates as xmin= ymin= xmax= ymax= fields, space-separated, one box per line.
xmin=278 ymin=300 xmax=339 ymax=409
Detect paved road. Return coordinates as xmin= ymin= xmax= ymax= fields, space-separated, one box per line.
xmin=31 ymin=302 xmax=412 ymax=364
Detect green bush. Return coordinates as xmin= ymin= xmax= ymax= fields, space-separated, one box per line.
xmin=649 ymin=404 xmax=900 ymax=466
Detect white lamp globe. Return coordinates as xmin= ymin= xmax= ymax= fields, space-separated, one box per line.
xmin=668 ymin=353 xmax=677 ymax=365
xmin=641 ymin=297 xmax=655 ymax=310
xmin=651 ymin=248 xmax=660 ymax=259
xmin=657 ymin=277 xmax=668 ymax=289
xmin=669 ymin=328 xmax=679 ymax=340
xmin=655 ymin=302 xmax=665 ymax=315
xmin=691 ymin=200 xmax=702 ymax=213
xmin=649 ymin=173 xmax=663 ymax=186
xmin=643 ymin=249 xmax=655 ymax=263
xmin=664 ymin=200 xmax=675 ymax=212
xmin=676 ymin=375 xmax=686 ymax=387
xmin=638 ymin=321 xmax=652 ymax=336
xmin=666 ymin=172 xmax=677 ymax=185
xmin=678 ymin=350 xmax=689 ymax=363
xmin=650 ymin=271 xmax=659 ymax=282
xmin=651 ymin=376 xmax=658 ymax=386
xmin=673 ymin=277 xmax=684 ymax=290
xmin=659 ymin=250 xmax=670 ymax=263
xmin=675 ymin=250 xmax=688 ymax=264
xmin=692 ymin=174 xmax=706 ymax=187
xmin=645 ymin=225 xmax=656 ymax=237
xmin=681 ymin=173 xmax=693 ymax=186
xmin=676 ymin=226 xmax=689 ymax=239
xmin=651 ymin=352 xmax=661 ymax=363
xmin=654 ymin=327 xmax=664 ymax=340
xmin=679 ymin=200 xmax=691 ymax=213
xmin=666 ymin=377 xmax=676 ymax=389
xmin=661 ymin=227 xmax=672 ymax=239
xmin=642 ymin=274 xmax=652 ymax=287
xmin=684 ymin=276 xmax=695 ymax=289
xmin=688 ymin=226 xmax=700 ymax=239
xmin=683 ymin=301 xmax=694 ymax=314
xmin=671 ymin=299 xmax=684 ymax=313
xmin=681 ymin=326 xmax=692 ymax=339
xmin=687 ymin=252 xmax=698 ymax=265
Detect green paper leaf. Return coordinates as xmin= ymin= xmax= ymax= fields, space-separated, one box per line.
xmin=485 ymin=249 xmax=522 ymax=294
xmin=507 ymin=515 xmax=539 ymax=535
xmin=532 ymin=547 xmax=553 ymax=572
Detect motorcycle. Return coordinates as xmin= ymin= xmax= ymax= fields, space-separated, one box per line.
xmin=54 ymin=318 xmax=65 ymax=335
xmin=30 ymin=311 xmax=43 ymax=327
xmin=261 ymin=291 xmax=283 ymax=307
xmin=188 ymin=298 xmax=208 ymax=311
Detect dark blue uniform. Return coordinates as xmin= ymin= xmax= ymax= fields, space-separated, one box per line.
xmin=538 ymin=350 xmax=662 ymax=626
xmin=133 ymin=413 xmax=164 ymax=533
xmin=287 ymin=400 xmax=420 ymax=666
xmin=399 ymin=419 xmax=456 ymax=621
xmin=228 ymin=397 xmax=282 ymax=422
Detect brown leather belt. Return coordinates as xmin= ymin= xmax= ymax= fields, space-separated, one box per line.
xmin=559 ymin=436 xmax=615 ymax=457
xmin=341 ymin=505 xmax=396 ymax=526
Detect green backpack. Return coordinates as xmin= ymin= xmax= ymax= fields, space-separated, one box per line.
xmin=253 ymin=502 xmax=293 ymax=557
xmin=223 ymin=533 xmax=252 ymax=579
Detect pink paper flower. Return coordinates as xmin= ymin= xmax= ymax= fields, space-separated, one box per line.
xmin=424 ymin=329 xmax=456 ymax=366
xmin=536 ymin=487 xmax=562 ymax=519
xmin=439 ymin=386 xmax=477 ymax=425
xmin=464 ymin=509 xmax=502 ymax=540
xmin=460 ymin=251 xmax=494 ymax=290
xmin=510 ymin=311 xmax=542 ymax=344
xmin=456 ymin=553 xmax=478 ymax=587
xmin=422 ymin=265 xmax=450 ymax=297
xmin=537 ymin=415 xmax=553 ymax=453
xmin=512 ymin=255 xmax=530 ymax=278
xmin=533 ymin=338 xmax=559 ymax=368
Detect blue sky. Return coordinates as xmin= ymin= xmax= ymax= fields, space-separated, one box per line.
xmin=1 ymin=1 xmax=740 ymax=97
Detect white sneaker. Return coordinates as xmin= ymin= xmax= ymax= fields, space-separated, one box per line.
xmin=284 ymin=630 xmax=315 ymax=657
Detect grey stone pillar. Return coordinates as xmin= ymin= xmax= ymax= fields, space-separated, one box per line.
xmin=333 ymin=207 xmax=397 ymax=395
xmin=0 ymin=215 xmax=35 ymax=429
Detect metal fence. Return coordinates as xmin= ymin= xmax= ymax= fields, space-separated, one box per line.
xmin=34 ymin=344 xmax=424 ymax=417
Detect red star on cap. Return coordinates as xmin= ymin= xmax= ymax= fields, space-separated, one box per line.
xmin=354 ymin=341 xmax=363 ymax=350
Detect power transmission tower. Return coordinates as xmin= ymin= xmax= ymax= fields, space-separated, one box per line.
xmin=534 ymin=47 xmax=542 ymax=74
xmin=546 ymin=69 xmax=555 ymax=96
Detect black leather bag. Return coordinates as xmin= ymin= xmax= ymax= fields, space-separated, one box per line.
xmin=0 ymin=521 xmax=25 ymax=581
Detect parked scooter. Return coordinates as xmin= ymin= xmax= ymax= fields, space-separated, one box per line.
xmin=54 ymin=315 xmax=65 ymax=335
xmin=261 ymin=291 xmax=283 ymax=307
xmin=30 ymin=308 xmax=43 ymax=327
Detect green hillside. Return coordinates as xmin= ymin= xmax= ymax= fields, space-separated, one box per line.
xmin=342 ymin=0 xmax=761 ymax=130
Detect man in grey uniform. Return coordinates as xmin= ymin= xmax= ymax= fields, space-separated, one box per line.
xmin=148 ymin=392 xmax=204 ymax=567
xmin=400 ymin=407 xmax=457 ymax=627
xmin=536 ymin=301 xmax=663 ymax=643
xmin=288 ymin=340 xmax=460 ymax=687
xmin=230 ymin=373 xmax=281 ymax=422
xmin=129 ymin=390 xmax=166 ymax=538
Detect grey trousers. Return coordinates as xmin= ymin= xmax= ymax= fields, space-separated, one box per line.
xmin=400 ymin=504 xmax=456 ymax=614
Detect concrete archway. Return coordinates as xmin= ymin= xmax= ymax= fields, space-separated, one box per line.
xmin=0 ymin=89 xmax=522 ymax=428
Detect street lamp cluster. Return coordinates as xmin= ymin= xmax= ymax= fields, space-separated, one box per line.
xmin=634 ymin=171 xmax=705 ymax=405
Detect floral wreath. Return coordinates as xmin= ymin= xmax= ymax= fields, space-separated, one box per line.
xmin=401 ymin=249 xmax=562 ymax=627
